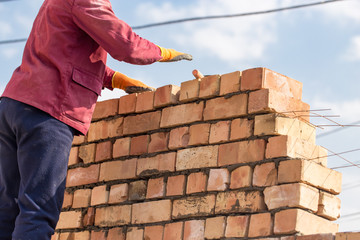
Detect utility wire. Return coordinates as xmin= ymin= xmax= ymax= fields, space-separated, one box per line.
xmin=0 ymin=0 xmax=348 ymax=45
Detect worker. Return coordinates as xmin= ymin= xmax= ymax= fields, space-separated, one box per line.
xmin=0 ymin=0 xmax=192 ymax=239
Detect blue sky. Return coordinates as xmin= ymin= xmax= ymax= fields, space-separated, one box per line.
xmin=1 ymin=0 xmax=360 ymax=232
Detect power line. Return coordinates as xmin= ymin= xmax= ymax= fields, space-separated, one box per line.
xmin=0 ymin=0 xmax=348 ymax=45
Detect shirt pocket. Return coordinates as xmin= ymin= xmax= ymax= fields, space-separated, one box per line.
xmin=61 ymin=67 xmax=103 ymax=124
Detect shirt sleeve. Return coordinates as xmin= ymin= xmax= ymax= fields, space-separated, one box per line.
xmin=103 ymin=66 xmax=115 ymax=90
xmin=72 ymin=0 xmax=162 ymax=65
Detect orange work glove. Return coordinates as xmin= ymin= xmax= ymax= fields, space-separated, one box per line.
xmin=158 ymin=46 xmax=193 ymax=62
xmin=112 ymin=72 xmax=155 ymax=94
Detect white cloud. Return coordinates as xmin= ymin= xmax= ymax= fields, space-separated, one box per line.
xmin=342 ymin=36 xmax=360 ymax=61
xmin=0 ymin=20 xmax=12 ymax=38
xmin=1 ymin=47 xmax=19 ymax=59
xmin=313 ymin=0 xmax=360 ymax=24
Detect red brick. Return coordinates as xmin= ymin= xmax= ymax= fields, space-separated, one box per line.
xmin=248 ymin=213 xmax=272 ymax=237
xmin=99 ymin=159 xmax=136 ymax=181
xmin=107 ymin=117 xmax=124 ymax=138
xmin=169 ymin=127 xmax=189 ymax=150
xmin=118 ymin=93 xmax=137 ymax=114
xmin=109 ymin=183 xmax=128 ymax=204
xmin=297 ymin=233 xmax=334 ymax=240
xmin=130 ymin=135 xmax=149 ymax=155
xmin=215 ymin=190 xmax=266 ymax=214
xmin=336 ymin=232 xmax=360 ymax=240
xmin=107 ymin=227 xmax=126 ymax=240
xmin=177 ymin=145 xmax=218 ymax=170
xmin=318 ymin=191 xmax=341 ymax=220
xmin=204 ymin=216 xmax=226 ymax=239
xmin=253 ymin=162 xmax=277 ymax=187
xmin=179 ymin=79 xmax=200 ymax=102
xmin=66 ymin=164 xmax=100 ymax=187
xmin=136 ymin=90 xmax=155 ymax=113
xmin=278 ymin=159 xmax=342 ymax=194
xmin=218 ymin=139 xmax=265 ymax=166
xmin=274 ymin=209 xmax=338 ymax=235
xmin=241 ymin=68 xmax=303 ymax=99
xmin=68 ymin=147 xmax=80 ymax=166
xmin=56 ymin=211 xmax=82 ymax=229
xmin=147 ymin=177 xmax=165 ymax=199
xmin=207 ymin=168 xmax=229 ymax=191
xmin=62 ymin=191 xmax=73 ymax=209
xmin=184 ymin=220 xmax=205 ymax=240
xmin=199 ymin=74 xmax=220 ymax=98
xmin=95 ymin=141 xmax=112 ymax=162
xmin=144 ymin=225 xmax=164 ymax=240
xmin=78 ymin=143 xmax=96 ymax=164
xmin=72 ymin=135 xmax=85 ymax=145
xmin=95 ymin=205 xmax=131 ymax=227
xmin=230 ymin=166 xmax=253 ymax=189
xmin=83 ymin=207 xmax=95 ymax=226
xmin=73 ymin=188 xmax=91 ymax=208
xmin=93 ymin=98 xmax=119 ymax=121
xmin=161 ymin=102 xmax=204 ymax=128
xmin=167 ymin=175 xmax=186 ymax=196
xmin=225 ymin=215 xmax=249 ymax=238
xmin=188 ymin=123 xmax=210 ymax=146
xmin=129 ymin=180 xmax=147 ymax=201
xmin=264 ymin=183 xmax=319 ymax=212
xmin=186 ymin=172 xmax=207 ymax=194
xmin=126 ymin=227 xmax=144 ymax=240
xmin=87 ymin=120 xmax=109 ymax=142
xmin=148 ymin=132 xmax=169 ymax=153
xmin=113 ymin=137 xmax=130 ymax=158
xmin=71 ymin=231 xmax=90 ymax=240
xmin=132 ymin=200 xmax=172 ymax=224
xmin=154 ymin=84 xmax=180 ymax=108
xmin=51 ymin=232 xmax=59 ymax=240
xmin=91 ymin=185 xmax=109 ymax=206
xmin=173 ymin=195 xmax=215 ymax=219
xmin=123 ymin=111 xmax=161 ymax=135
xmin=203 ymin=94 xmax=247 ymax=121
xmin=164 ymin=222 xmax=183 ymax=240
xmin=137 ymin=152 xmax=176 ymax=176
xmin=91 ymin=230 xmax=107 ymax=240
xmin=230 ymin=118 xmax=254 ymax=140
xmin=220 ymin=71 xmax=241 ymax=95
xmin=209 ymin=121 xmax=230 ymax=144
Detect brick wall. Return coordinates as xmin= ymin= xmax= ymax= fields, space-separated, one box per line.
xmin=52 ymin=67 xmax=347 ymax=240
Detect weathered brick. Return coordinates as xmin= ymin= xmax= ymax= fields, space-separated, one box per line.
xmin=130 ymin=135 xmax=149 ymax=155
xmin=107 ymin=117 xmax=124 ymax=138
xmin=318 ymin=191 xmax=341 ymax=220
xmin=99 ymin=159 xmax=136 ymax=181
xmin=66 ymin=164 xmax=100 ymax=187
xmin=137 ymin=152 xmax=176 ymax=176
xmin=177 ymin=145 xmax=218 ymax=170
xmin=113 ymin=137 xmax=130 ymax=158
xmin=336 ymin=232 xmax=360 ymax=240
xmin=203 ymin=94 xmax=247 ymax=121
xmin=169 ymin=127 xmax=189 ymax=150
xmin=218 ymin=139 xmax=265 ymax=166
xmin=83 ymin=207 xmax=95 ymax=227
xmin=278 ymin=159 xmax=342 ymax=194
xmin=215 ymin=190 xmax=266 ymax=214
xmin=129 ymin=180 xmax=147 ymax=201
xmin=91 ymin=185 xmax=109 ymax=206
xmin=72 ymin=135 xmax=85 ymax=145
xmin=207 ymin=168 xmax=229 ymax=191
xmin=87 ymin=120 xmax=109 ymax=142
xmin=91 ymin=230 xmax=107 ymax=240
xmin=68 ymin=147 xmax=80 ymax=166
xmin=199 ymin=74 xmax=220 ymax=98
xmin=166 ymin=175 xmax=186 ymax=196
xmin=118 ymin=93 xmax=137 ymax=114
xmin=148 ymin=132 xmax=169 ymax=153
xmin=154 ymin=84 xmax=180 ymax=108
xmin=209 ymin=121 xmax=230 ymax=144
xmin=136 ymin=90 xmax=155 ymax=113
xmin=205 ymin=216 xmax=226 ymax=239
xmin=253 ymin=162 xmax=278 ymax=187
xmin=297 ymin=233 xmax=334 ymax=240
xmin=73 ymin=188 xmax=91 ymax=208
xmin=164 ymin=222 xmax=183 ymax=240
xmin=95 ymin=141 xmax=112 ymax=162
xmin=230 ymin=118 xmax=253 ymax=140
xmin=248 ymin=213 xmax=272 ymax=238
xmin=264 ymin=183 xmax=319 ymax=212
xmin=184 ymin=220 xmax=205 ymax=240
xmin=95 ymin=205 xmax=131 ymax=227
xmin=186 ymin=172 xmax=207 ymax=194
xmin=107 ymin=227 xmax=126 ymax=240
xmin=79 ymin=143 xmax=96 ymax=164
xmin=62 ymin=191 xmax=73 ymax=209
xmin=161 ymin=102 xmax=204 ymax=128
xmin=173 ymin=195 xmax=215 ymax=219
xmin=241 ymin=67 xmax=302 ymax=99
xmin=109 ymin=183 xmax=128 ymax=204
xmin=144 ymin=225 xmax=164 ymax=240
xmin=188 ymin=123 xmax=210 ymax=146
xmin=51 ymin=232 xmax=59 ymax=240
xmin=225 ymin=215 xmax=249 ymax=238
xmin=220 ymin=71 xmax=241 ymax=95
xmin=56 ymin=211 xmax=82 ymax=229
xmin=123 ymin=111 xmax=161 ymax=135
xmin=179 ymin=78 xmax=200 ymax=102
xmin=132 ymin=200 xmax=172 ymax=224
xmin=126 ymin=227 xmax=144 ymax=240
xmin=147 ymin=177 xmax=165 ymax=199
xmin=274 ymin=209 xmax=338 ymax=235
xmin=93 ymin=98 xmax=119 ymax=121
xmin=70 ymin=231 xmax=90 ymax=240
xmin=230 ymin=166 xmax=253 ymax=189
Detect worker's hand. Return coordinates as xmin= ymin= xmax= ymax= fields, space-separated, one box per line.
xmin=158 ymin=46 xmax=193 ymax=62
xmin=112 ymin=72 xmax=155 ymax=94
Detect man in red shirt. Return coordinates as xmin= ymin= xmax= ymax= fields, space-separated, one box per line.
xmin=0 ymin=0 xmax=192 ymax=239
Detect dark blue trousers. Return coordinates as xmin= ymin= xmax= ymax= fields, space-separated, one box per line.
xmin=0 ymin=97 xmax=74 ymax=240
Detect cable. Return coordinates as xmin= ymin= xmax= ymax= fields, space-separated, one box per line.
xmin=0 ymin=0 xmax=348 ymax=45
